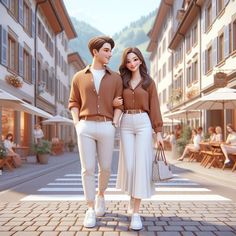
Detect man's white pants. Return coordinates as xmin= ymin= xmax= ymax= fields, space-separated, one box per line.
xmin=76 ymin=120 xmax=115 ymax=202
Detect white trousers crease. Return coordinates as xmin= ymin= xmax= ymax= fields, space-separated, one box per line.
xmin=116 ymin=112 xmax=155 ymax=199
xmin=76 ymin=120 xmax=115 ymax=201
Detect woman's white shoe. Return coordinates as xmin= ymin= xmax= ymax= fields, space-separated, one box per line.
xmin=130 ymin=213 xmax=142 ymax=230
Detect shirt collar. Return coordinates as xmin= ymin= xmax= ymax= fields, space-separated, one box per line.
xmin=85 ymin=65 xmax=112 ymax=75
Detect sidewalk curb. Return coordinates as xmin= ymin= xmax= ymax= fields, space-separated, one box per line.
xmin=0 ymin=158 xmax=78 ymax=191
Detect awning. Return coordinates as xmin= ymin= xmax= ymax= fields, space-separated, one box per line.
xmin=0 ymin=89 xmax=53 ymax=118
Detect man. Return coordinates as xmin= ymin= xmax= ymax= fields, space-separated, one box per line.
xmin=68 ymin=36 xmax=123 ymax=228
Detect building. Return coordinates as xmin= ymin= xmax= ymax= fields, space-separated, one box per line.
xmin=148 ymin=0 xmax=236 ymax=135
xmin=0 ymin=0 xmax=82 ymax=145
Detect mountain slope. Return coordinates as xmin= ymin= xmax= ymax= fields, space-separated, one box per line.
xmin=69 ymin=10 xmax=156 ymax=71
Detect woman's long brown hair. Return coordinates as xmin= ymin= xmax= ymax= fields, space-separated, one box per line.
xmin=119 ymin=47 xmax=152 ymax=89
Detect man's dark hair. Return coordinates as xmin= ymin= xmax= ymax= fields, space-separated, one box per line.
xmin=88 ymin=36 xmax=115 ymax=56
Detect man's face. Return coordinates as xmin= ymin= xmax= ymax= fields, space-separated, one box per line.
xmin=94 ymin=43 xmax=112 ymax=65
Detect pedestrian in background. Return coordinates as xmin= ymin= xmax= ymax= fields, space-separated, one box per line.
xmin=68 ymin=36 xmax=123 ymax=228
xmin=33 ymin=124 xmax=44 ymax=163
xmin=114 ymin=47 xmax=163 ymax=230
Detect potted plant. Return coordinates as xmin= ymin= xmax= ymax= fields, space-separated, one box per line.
xmin=33 ymin=140 xmax=51 ymax=164
xmin=0 ymin=145 xmax=7 ymax=159
xmin=67 ymin=139 xmax=75 ymax=152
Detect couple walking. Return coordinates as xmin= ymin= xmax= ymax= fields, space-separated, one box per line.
xmin=68 ymin=36 xmax=163 ymax=230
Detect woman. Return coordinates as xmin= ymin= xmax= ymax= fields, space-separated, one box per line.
xmin=177 ymin=129 xmax=201 ymax=161
xmin=220 ymin=124 xmax=236 ymax=166
xmin=3 ymin=133 xmax=21 ymax=167
xmin=114 ymin=47 xmax=163 ymax=230
xmin=215 ymin=126 xmax=223 ymax=142
xmin=208 ymin=126 xmax=216 ymax=142
xmin=33 ymin=124 xmax=44 ymax=144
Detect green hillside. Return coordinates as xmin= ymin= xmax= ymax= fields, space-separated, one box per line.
xmin=69 ymin=10 xmax=156 ymax=71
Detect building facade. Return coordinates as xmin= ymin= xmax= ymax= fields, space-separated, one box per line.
xmin=148 ymin=0 xmax=236 ymax=135
xmin=0 ymin=0 xmax=82 ymax=146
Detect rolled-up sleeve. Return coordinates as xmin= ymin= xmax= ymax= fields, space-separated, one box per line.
xmin=148 ymin=81 xmax=163 ymax=133
xmin=115 ymin=75 xmax=124 ymax=111
xmin=68 ymin=73 xmax=81 ymax=110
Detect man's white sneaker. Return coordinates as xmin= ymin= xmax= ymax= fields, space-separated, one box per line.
xmin=83 ymin=208 xmax=96 ymax=228
xmin=130 ymin=213 xmax=142 ymax=230
xmin=95 ymin=195 xmax=105 ymax=217
xmin=127 ymin=198 xmax=134 ymax=214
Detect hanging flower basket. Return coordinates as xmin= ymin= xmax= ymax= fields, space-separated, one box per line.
xmin=5 ymin=75 xmax=23 ymax=88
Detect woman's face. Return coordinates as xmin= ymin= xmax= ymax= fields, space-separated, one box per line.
xmin=8 ymin=135 xmax=12 ymax=140
xmin=227 ymin=126 xmax=233 ymax=133
xmin=126 ymin=52 xmax=142 ymax=72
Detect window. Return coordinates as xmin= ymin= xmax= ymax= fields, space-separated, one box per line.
xmin=168 ymin=56 xmax=172 ymax=72
xmin=206 ymin=3 xmax=212 ymax=29
xmin=192 ymin=60 xmax=198 ymax=83
xmin=186 ymin=33 xmax=191 ymax=52
xmin=207 ymin=46 xmax=212 ymax=72
xmin=8 ymin=35 xmax=18 ymax=72
xmin=23 ymin=49 xmax=31 ymax=83
xmin=158 ymin=46 xmax=161 ymax=59
xmin=217 ymin=0 xmax=224 ymax=14
xmin=37 ymin=60 xmax=41 ymax=83
xmin=162 ymin=38 xmax=166 ymax=53
xmin=162 ymin=63 xmax=166 ymax=78
xmin=9 ymin=0 xmax=18 ymax=18
xmin=186 ymin=66 xmax=192 ymax=86
xmin=192 ymin=24 xmax=198 ymax=45
xmin=23 ymin=1 xmax=31 ymax=34
xmin=218 ymin=33 xmax=224 ymax=62
xmin=229 ymin=24 xmax=232 ymax=53
xmin=163 ymin=89 xmax=167 ymax=103
xmin=158 ymin=69 xmax=161 ymax=82
xmin=45 ymin=69 xmax=49 ymax=91
xmin=233 ymin=19 xmax=236 ymax=51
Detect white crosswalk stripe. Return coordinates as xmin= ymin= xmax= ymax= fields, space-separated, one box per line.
xmin=21 ymin=173 xmax=231 ymax=202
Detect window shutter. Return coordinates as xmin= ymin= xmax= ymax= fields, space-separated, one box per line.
xmin=19 ymin=44 xmax=24 ymax=76
xmin=212 ymin=0 xmax=216 ymax=20
xmin=224 ymin=25 xmax=230 ymax=58
xmin=32 ymin=57 xmax=35 ymax=84
xmin=19 ymin=0 xmax=24 ymax=25
xmin=1 ymin=0 xmax=9 ymax=8
xmin=202 ymin=9 xmax=206 ymax=33
xmin=212 ymin=38 xmax=218 ymax=67
xmin=202 ymin=50 xmax=206 ymax=75
xmin=0 ymin=25 xmax=8 ymax=67
xmin=32 ymin=10 xmax=35 ymax=38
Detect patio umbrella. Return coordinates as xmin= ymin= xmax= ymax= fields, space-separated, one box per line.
xmin=184 ymin=87 xmax=236 ymax=138
xmin=163 ymin=117 xmax=181 ymax=126
xmin=42 ymin=115 xmax=73 ymax=137
xmin=164 ymin=109 xmax=201 ymax=120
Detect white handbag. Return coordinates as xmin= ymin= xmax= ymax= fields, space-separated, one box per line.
xmin=152 ymin=145 xmax=173 ymax=182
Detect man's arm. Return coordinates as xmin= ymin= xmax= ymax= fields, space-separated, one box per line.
xmin=71 ymin=107 xmax=79 ymax=126
xmin=112 ymin=108 xmax=123 ymax=127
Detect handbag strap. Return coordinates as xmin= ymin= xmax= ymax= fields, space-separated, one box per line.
xmin=154 ymin=144 xmax=167 ymax=164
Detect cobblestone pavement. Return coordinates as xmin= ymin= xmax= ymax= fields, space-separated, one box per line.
xmin=0 ymin=201 xmax=236 ymax=235
xmin=0 ymin=152 xmax=236 ymax=235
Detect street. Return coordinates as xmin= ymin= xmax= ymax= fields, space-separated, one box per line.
xmin=0 ymin=151 xmax=236 ymax=235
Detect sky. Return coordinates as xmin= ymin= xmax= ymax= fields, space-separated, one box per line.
xmin=64 ymin=0 xmax=161 ymax=36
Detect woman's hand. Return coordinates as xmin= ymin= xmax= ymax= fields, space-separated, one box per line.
xmin=113 ymin=96 xmax=123 ymax=107
xmin=156 ymin=132 xmax=164 ymax=148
